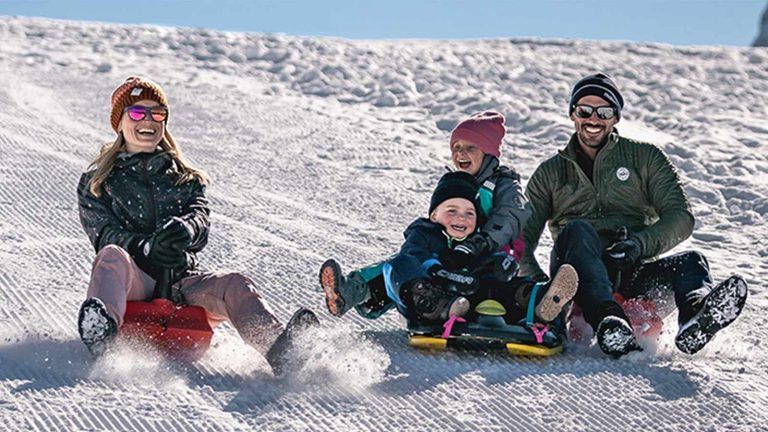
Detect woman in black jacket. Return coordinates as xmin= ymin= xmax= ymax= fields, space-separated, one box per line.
xmin=76 ymin=76 xmax=316 ymax=375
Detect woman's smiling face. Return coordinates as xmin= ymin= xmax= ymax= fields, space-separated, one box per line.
xmin=119 ymin=99 xmax=166 ymax=153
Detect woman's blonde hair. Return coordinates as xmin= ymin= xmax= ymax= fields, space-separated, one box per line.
xmin=87 ymin=130 xmax=211 ymax=197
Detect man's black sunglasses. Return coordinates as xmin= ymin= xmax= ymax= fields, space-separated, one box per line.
xmin=573 ymin=104 xmax=617 ymax=120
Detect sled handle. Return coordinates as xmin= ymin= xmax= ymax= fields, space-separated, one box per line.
xmin=153 ymin=268 xmax=173 ymax=300
xmin=612 ymin=226 xmax=628 ymax=289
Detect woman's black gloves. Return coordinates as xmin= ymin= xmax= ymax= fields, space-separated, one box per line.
xmin=136 ymin=217 xmax=195 ymax=269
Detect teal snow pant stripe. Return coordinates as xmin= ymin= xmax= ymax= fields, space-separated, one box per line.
xmin=358 ymin=261 xmax=386 ymax=282
xmin=353 ymin=260 xmax=397 ymax=319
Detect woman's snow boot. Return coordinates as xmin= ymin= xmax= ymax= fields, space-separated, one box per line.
xmin=266 ymin=308 xmax=320 ymax=378
xmin=78 ymin=297 xmax=118 ymax=357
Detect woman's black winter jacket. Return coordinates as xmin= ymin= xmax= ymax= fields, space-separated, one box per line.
xmin=77 ymin=151 xmax=209 ymax=280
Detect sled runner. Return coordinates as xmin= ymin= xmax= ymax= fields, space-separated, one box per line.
xmin=120 ymin=270 xmax=213 ymax=362
xmin=408 ymin=299 xmax=564 ymax=357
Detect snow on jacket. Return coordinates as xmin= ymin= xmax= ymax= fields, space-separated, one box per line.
xmin=522 ymin=131 xmax=694 ymax=278
xmin=473 ymin=156 xmax=531 ymax=253
xmin=77 ymin=150 xmax=210 ymax=280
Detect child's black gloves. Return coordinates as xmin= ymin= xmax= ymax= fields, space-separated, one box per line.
xmin=440 ymin=232 xmax=493 ymax=270
xmin=426 ymin=265 xmax=478 ymax=295
xmin=472 ymin=253 xmax=519 ymax=284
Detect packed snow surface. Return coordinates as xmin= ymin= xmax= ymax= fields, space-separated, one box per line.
xmin=0 ymin=16 xmax=767 ymax=432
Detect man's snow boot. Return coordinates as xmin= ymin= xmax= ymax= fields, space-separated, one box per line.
xmin=407 ymin=279 xmax=469 ymax=321
xmin=319 ymin=259 xmax=369 ymax=317
xmin=78 ymin=297 xmax=118 ymax=357
xmin=675 ymin=275 xmax=748 ymax=355
xmin=266 ymin=308 xmax=320 ymax=378
xmin=597 ymin=315 xmax=642 ymax=358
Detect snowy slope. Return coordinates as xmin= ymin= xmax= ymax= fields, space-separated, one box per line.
xmin=0 ymin=16 xmax=767 ymax=431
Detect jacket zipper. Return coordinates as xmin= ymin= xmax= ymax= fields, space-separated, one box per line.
xmin=592 ymin=146 xmax=610 ymax=217
xmin=560 ymin=138 xmax=615 ymax=218
xmin=560 ymin=153 xmax=597 ymax=196
xmin=142 ymin=157 xmax=157 ymax=229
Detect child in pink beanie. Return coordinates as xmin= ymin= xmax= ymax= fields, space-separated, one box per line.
xmin=320 ymin=111 xmax=562 ymax=324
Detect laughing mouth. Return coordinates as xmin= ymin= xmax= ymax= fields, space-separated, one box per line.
xmin=450 ymin=224 xmax=468 ymax=233
xmin=137 ymin=128 xmax=158 ymax=137
xmin=584 ymin=124 xmax=604 ymax=135
xmin=457 ymin=159 xmax=472 ymax=169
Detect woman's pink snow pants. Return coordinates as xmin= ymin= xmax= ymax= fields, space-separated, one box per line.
xmin=86 ymin=245 xmax=284 ymax=354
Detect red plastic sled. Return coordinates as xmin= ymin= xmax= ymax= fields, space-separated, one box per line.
xmin=120 ymin=299 xmax=214 ymax=362
xmin=568 ymin=293 xmax=664 ymax=342
xmin=613 ymin=293 xmax=664 ymax=338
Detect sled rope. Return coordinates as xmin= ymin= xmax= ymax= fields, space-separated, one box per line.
xmin=525 ymin=282 xmax=544 ymax=326
xmin=442 ymin=315 xmax=466 ymax=339
xmin=526 ymin=282 xmax=549 ymax=343
xmin=530 ymin=323 xmax=549 ymax=344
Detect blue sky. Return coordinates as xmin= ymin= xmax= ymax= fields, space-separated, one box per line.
xmin=1 ymin=0 xmax=766 ymax=46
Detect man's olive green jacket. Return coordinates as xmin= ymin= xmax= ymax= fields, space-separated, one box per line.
xmin=521 ymin=131 xmax=694 ymax=278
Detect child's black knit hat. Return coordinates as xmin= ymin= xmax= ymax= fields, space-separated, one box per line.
xmin=429 ymin=171 xmax=479 ymax=214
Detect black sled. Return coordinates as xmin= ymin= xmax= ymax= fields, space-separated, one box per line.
xmin=407 ymin=298 xmax=565 ymax=357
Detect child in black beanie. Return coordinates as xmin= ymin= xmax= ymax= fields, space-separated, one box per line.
xmin=386 ymin=171 xmax=480 ymax=321
xmin=381 ymin=172 xmax=578 ymax=324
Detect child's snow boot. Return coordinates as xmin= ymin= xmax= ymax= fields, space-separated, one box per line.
xmin=535 ymin=264 xmax=578 ymax=322
xmin=78 ymin=297 xmax=118 ymax=357
xmin=514 ymin=264 xmax=579 ymax=323
xmin=407 ymin=279 xmax=469 ymax=322
xmin=319 ymin=259 xmax=369 ymax=317
xmin=675 ymin=275 xmax=748 ymax=355
xmin=266 ymin=308 xmax=320 ymax=378
xmin=596 ymin=315 xmax=642 ymax=358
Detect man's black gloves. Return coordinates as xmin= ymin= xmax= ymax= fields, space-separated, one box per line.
xmin=426 ymin=265 xmax=479 ymax=295
xmin=605 ymin=238 xmax=642 ymax=270
xmin=440 ymin=232 xmax=495 ymax=270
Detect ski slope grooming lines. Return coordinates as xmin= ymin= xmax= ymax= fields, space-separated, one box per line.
xmin=0 ymin=15 xmax=766 ymax=432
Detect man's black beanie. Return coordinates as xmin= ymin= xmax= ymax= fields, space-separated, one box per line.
xmin=429 ymin=171 xmax=479 ymax=215
xmin=568 ymin=73 xmax=624 ymax=119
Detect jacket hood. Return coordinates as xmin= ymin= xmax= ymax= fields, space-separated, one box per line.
xmin=403 ymin=217 xmax=478 ymax=247
xmin=474 ymin=155 xmax=500 ymax=184
xmin=403 ymin=218 xmax=444 ymax=239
